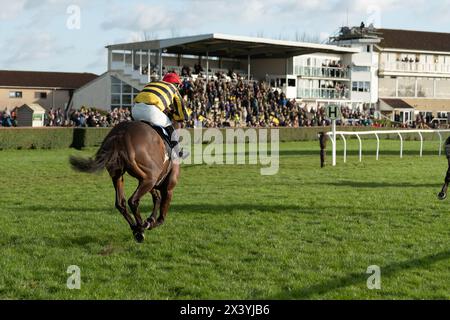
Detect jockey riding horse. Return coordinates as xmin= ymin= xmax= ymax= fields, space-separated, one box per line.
xmin=133 ymin=72 xmax=190 ymax=159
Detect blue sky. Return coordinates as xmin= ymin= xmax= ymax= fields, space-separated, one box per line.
xmin=1 ymin=0 xmax=449 ymax=75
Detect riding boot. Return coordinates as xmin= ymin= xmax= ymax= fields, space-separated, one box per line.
xmin=164 ymin=125 xmax=190 ymax=160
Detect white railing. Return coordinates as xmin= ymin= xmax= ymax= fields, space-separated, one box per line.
xmin=298 ymin=88 xmax=350 ymax=100
xmin=295 ymin=66 xmax=350 ymax=79
xmin=380 ymin=62 xmax=450 ymax=74
xmin=326 ymin=129 xmax=450 ymax=166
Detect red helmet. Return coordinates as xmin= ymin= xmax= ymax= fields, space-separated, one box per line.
xmin=163 ymin=72 xmax=182 ymax=85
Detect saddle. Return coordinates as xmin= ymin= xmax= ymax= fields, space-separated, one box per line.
xmin=141 ymin=121 xmax=173 ymax=159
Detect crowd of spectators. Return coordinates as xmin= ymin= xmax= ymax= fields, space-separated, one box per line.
xmin=180 ymin=76 xmax=372 ymax=128
xmin=66 ymin=107 xmax=132 ymax=127
xmin=2 ymin=72 xmax=442 ymax=129
xmin=0 ymin=109 xmax=16 ymax=127
xmin=0 ymin=78 xmax=380 ymax=129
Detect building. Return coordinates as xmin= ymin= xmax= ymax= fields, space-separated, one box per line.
xmin=331 ymin=26 xmax=450 ymax=124
xmin=72 ymin=29 xmax=450 ymax=125
xmin=0 ymin=70 xmax=98 ymax=112
xmin=72 ymin=33 xmax=359 ymax=111
xmin=15 ymin=103 xmax=46 ymax=127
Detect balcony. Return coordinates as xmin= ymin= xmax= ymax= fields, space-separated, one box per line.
xmin=295 ymin=66 xmax=350 ymax=80
xmin=380 ymin=62 xmax=450 ymax=75
xmin=298 ymin=88 xmax=350 ymax=100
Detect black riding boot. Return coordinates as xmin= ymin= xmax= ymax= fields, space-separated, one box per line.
xmin=164 ymin=125 xmax=189 ymax=160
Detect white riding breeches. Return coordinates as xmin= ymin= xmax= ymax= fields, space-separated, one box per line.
xmin=132 ymin=103 xmax=172 ymax=128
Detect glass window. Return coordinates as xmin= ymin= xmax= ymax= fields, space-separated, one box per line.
xmin=111 ymin=84 xmax=121 ymax=94
xmin=35 ymin=92 xmax=47 ymax=99
xmin=122 ymin=94 xmax=132 ymax=105
xmin=9 ymin=91 xmax=22 ymax=98
xmin=417 ymin=78 xmax=434 ymax=97
xmin=122 ymin=84 xmax=132 ymax=94
xmin=111 ymin=94 xmax=121 ymax=105
xmin=379 ymin=78 xmax=397 ymax=97
xmin=436 ymin=79 xmax=450 ymax=98
xmin=352 ymin=66 xmax=370 ymax=72
xmin=288 ymin=79 xmax=296 ymax=87
xmin=352 ymin=82 xmax=358 ymax=92
xmin=398 ymin=77 xmax=416 ymax=97
xmin=111 ymin=76 xmax=121 ymax=84
xmin=358 ymin=82 xmax=364 ymax=92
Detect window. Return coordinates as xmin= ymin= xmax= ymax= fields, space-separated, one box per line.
xmin=352 ymin=82 xmax=371 ymax=93
xmin=122 ymin=95 xmax=132 ymax=105
xmin=9 ymin=91 xmax=22 ymax=98
xmin=111 ymin=84 xmax=121 ymax=94
xmin=35 ymin=92 xmax=47 ymax=99
xmin=122 ymin=84 xmax=132 ymax=94
xmin=352 ymin=66 xmax=370 ymax=72
xmin=111 ymin=94 xmax=121 ymax=105
xmin=358 ymin=82 xmax=364 ymax=92
xmin=288 ymin=79 xmax=296 ymax=87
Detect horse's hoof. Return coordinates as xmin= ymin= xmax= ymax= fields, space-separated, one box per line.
xmin=144 ymin=218 xmax=156 ymax=230
xmin=438 ymin=192 xmax=447 ymax=201
xmin=133 ymin=232 xmax=145 ymax=243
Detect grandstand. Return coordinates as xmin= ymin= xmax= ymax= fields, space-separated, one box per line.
xmin=71 ymin=33 xmax=360 ymax=112
xmin=69 ymin=29 xmax=450 ymax=126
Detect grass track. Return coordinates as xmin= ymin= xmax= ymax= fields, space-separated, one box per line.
xmin=0 ymin=140 xmax=449 ymax=299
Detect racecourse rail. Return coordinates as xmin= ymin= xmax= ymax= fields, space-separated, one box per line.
xmin=326 ymin=129 xmax=450 ymax=166
xmin=1 ymin=126 xmax=450 ymax=151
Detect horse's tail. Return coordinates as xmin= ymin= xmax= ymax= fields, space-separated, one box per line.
xmin=70 ymin=134 xmax=123 ymax=174
xmin=69 ymin=154 xmax=107 ymax=174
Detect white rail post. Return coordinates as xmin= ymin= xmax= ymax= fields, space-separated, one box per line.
xmin=340 ymin=133 xmax=347 ymax=163
xmin=356 ymin=134 xmax=362 ymax=162
xmin=332 ymin=119 xmax=337 ymax=166
xmin=375 ymin=133 xmax=380 ymax=160
xmin=329 ymin=133 xmax=336 ymax=166
xmin=418 ymin=132 xmax=423 ymax=157
xmin=398 ymin=132 xmax=403 ymax=158
xmin=437 ymin=132 xmax=443 ymax=156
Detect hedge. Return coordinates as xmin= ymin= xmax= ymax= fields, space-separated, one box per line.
xmin=0 ymin=126 xmax=445 ymax=150
xmin=0 ymin=128 xmax=109 ymax=150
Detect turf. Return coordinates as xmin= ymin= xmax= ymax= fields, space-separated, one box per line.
xmin=0 ymin=139 xmax=449 ymax=300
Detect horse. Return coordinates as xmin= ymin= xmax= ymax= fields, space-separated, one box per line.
xmin=69 ymin=121 xmax=179 ymax=243
xmin=319 ymin=132 xmax=327 ymax=168
xmin=438 ymin=137 xmax=450 ymax=201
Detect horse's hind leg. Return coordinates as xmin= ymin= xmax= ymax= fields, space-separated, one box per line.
xmin=144 ymin=190 xmax=161 ymax=230
xmin=153 ymin=166 xmax=179 ymax=229
xmin=128 ymin=179 xmax=157 ymax=240
xmin=112 ymin=173 xmax=136 ymax=230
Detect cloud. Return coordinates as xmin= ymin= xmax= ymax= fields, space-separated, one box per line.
xmin=2 ymin=32 xmax=74 ymax=66
xmin=0 ymin=0 xmax=27 ymax=20
xmin=101 ymin=4 xmax=176 ymax=32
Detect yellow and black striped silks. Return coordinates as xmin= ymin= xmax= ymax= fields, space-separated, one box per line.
xmin=134 ymin=81 xmax=188 ymax=121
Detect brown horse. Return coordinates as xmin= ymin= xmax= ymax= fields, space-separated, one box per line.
xmin=69 ymin=121 xmax=179 ymax=242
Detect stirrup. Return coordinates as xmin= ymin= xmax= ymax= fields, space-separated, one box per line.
xmin=179 ymin=148 xmax=190 ymax=160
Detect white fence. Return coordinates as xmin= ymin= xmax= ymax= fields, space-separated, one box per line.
xmin=326 ymin=129 xmax=450 ymax=166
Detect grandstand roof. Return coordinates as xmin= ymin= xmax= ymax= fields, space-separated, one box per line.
xmin=377 ymin=29 xmax=450 ymax=53
xmin=0 ymin=70 xmax=98 ymax=89
xmin=106 ymin=33 xmax=359 ymax=59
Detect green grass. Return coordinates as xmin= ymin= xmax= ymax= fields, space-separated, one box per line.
xmin=0 ymin=139 xmax=449 ymax=300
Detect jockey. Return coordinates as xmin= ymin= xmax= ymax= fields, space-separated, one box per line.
xmin=132 ymin=72 xmax=189 ymax=159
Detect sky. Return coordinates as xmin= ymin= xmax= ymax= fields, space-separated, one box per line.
xmin=1 ymin=0 xmax=450 ymax=75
